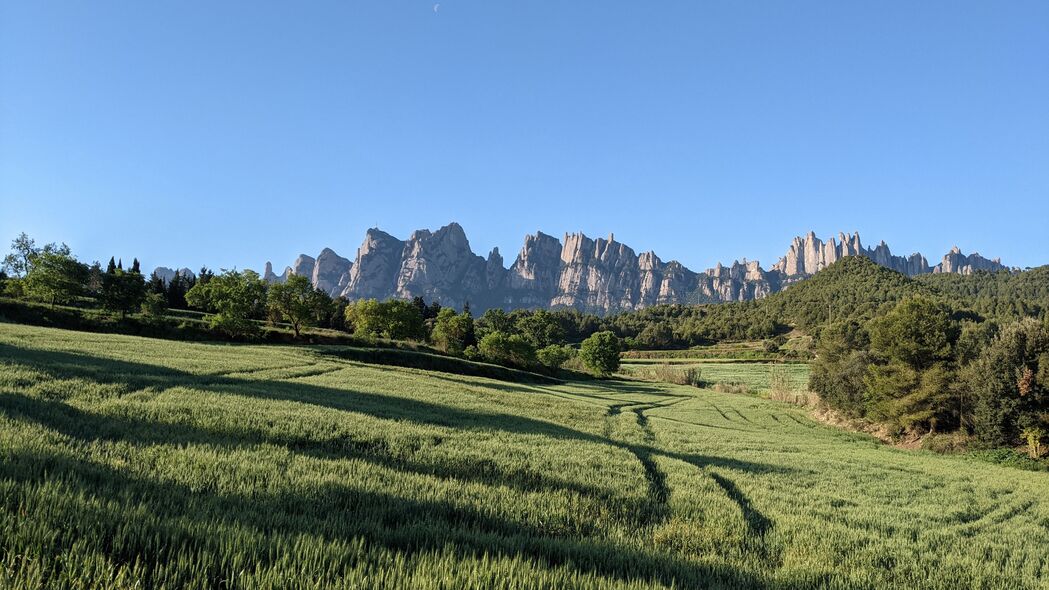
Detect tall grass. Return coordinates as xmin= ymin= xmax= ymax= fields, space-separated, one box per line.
xmin=1 ymin=323 xmax=1048 ymax=589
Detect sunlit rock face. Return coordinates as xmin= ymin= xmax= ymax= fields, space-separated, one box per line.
xmin=263 ymin=227 xmax=1008 ymax=314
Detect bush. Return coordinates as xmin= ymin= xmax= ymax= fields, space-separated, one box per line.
xmin=1022 ymin=427 xmax=1046 ymax=459
xmin=643 ymin=364 xmax=703 ymax=387
xmin=713 ymin=382 xmax=748 ymax=394
xmin=921 ymin=432 xmax=971 ymax=454
xmin=345 ymin=298 xmax=426 ymax=341
xmin=478 ymin=331 xmax=537 ymax=369
xmin=140 ymin=292 xmax=168 ymax=321
xmin=964 ymin=318 xmax=1049 ymax=447
xmin=536 ymin=344 xmax=576 ymax=369
xmin=431 ymin=308 xmax=475 ymax=355
xmin=579 ymin=331 xmax=621 ymax=377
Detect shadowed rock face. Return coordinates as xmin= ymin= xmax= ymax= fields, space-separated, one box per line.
xmin=393 ymin=223 xmax=489 ymax=310
xmin=311 ymin=248 xmax=352 ymax=296
xmin=344 ymin=229 xmax=405 ymax=300
xmin=263 ymin=226 xmax=1009 ymax=315
xmin=290 ymin=254 xmax=316 ymax=282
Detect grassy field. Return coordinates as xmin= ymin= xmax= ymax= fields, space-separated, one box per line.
xmin=1 ymin=323 xmax=1048 ymax=588
xmin=620 ymin=359 xmax=810 ymax=395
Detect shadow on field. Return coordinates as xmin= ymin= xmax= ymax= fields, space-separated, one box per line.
xmin=0 ymin=345 xmax=794 ymax=477
xmin=2 ymin=446 xmax=786 ymax=589
xmin=0 ymin=392 xmax=611 ymax=502
xmin=0 ymin=344 xmax=813 ymax=588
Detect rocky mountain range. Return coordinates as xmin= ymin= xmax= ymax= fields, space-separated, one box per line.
xmin=263 ymin=224 xmax=1008 ymax=315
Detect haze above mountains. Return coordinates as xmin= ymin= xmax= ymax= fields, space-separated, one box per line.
xmin=195 ymin=224 xmax=1008 ymax=315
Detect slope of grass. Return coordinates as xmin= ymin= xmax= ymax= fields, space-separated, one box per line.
xmin=1 ymin=323 xmax=1048 ymax=588
xmin=620 ymin=360 xmax=810 ymax=394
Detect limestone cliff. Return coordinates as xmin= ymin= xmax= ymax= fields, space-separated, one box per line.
xmin=934 ymin=247 xmax=1006 ymax=275
xmin=264 ymin=226 xmax=1010 ymax=314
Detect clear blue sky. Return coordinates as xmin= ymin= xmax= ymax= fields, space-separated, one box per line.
xmin=2 ymin=1 xmax=1047 ymax=274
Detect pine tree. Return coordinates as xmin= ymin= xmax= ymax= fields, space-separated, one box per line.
xmin=107 ymin=257 xmax=117 ymax=274
xmin=131 ymin=258 xmax=141 ymax=274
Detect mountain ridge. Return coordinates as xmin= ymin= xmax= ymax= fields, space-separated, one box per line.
xmin=263 ymin=224 xmax=1010 ymax=314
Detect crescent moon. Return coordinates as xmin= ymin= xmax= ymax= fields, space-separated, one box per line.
xmin=433 ymin=3 xmax=440 ymax=13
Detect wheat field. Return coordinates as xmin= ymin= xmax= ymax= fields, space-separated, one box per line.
xmin=1 ymin=323 xmax=1047 ymax=589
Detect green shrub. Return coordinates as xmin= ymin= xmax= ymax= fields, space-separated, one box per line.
xmin=478 ymin=331 xmax=537 ymax=369
xmin=579 ymin=331 xmax=621 ymax=377
xmin=536 ymin=344 xmax=576 ymax=369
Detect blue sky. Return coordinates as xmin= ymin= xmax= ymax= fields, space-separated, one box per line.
xmin=2 ymin=1 xmax=1047 ymax=274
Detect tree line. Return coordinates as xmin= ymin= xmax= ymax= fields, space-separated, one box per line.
xmin=0 ymin=233 xmax=621 ymax=377
xmin=4 ymin=232 xmax=1048 ymax=448
xmin=810 ymin=297 xmax=1048 ymax=453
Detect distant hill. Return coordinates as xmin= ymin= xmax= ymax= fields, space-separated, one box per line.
xmin=763 ymin=255 xmax=936 ymax=329
xmin=606 ymin=257 xmax=1047 ymax=346
xmin=916 ymin=265 xmax=1049 ymax=320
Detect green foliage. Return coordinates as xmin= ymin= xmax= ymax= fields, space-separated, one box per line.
xmin=140 ymin=292 xmax=168 ymax=320
xmin=917 ymin=266 xmax=1049 ymax=321
xmin=477 ymin=330 xmax=537 ymax=368
xmin=536 ymin=344 xmax=576 ymax=369
xmin=474 ymin=308 xmax=515 ymax=340
xmin=1022 ymin=427 xmax=1045 ymax=459
xmin=2 ymin=231 xmax=37 ymax=277
xmin=101 ymin=268 xmax=147 ymax=318
xmin=185 ymin=269 xmax=267 ymax=338
xmin=22 ymin=248 xmax=88 ymax=307
xmin=1 ymin=276 xmax=24 ymax=298
xmin=514 ymin=309 xmax=566 ymax=348
xmin=579 ymin=331 xmax=621 ymax=376
xmin=430 ymin=307 xmax=474 ymax=354
xmin=963 ymin=318 xmax=1049 ymax=447
xmin=867 ymin=297 xmax=958 ymax=370
xmin=635 ymin=322 xmax=675 ymax=349
xmin=266 ymin=274 xmax=331 ymax=337
xmin=345 ymin=298 xmax=426 ymax=341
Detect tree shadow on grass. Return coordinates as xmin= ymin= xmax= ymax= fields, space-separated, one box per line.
xmin=1 ymin=391 xmax=620 ymax=501
xmin=2 ymin=446 xmax=782 ymax=589
xmin=1 ymin=344 xmax=814 ymax=586
xmin=1 ymin=345 xmax=793 ymax=472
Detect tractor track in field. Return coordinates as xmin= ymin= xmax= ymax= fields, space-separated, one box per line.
xmin=208 ymin=362 xmax=316 ymax=378
xmin=711 ymin=404 xmax=733 ymax=422
xmin=784 ymin=413 xmax=816 ymax=429
xmin=602 ymin=401 xmax=672 ymax=526
xmin=732 ymin=408 xmax=753 ymax=424
xmin=284 ymin=364 xmax=348 ymax=380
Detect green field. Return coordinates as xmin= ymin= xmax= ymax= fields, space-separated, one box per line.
xmin=620 ymin=359 xmax=810 ymax=394
xmin=2 ymin=323 xmax=1048 ymax=588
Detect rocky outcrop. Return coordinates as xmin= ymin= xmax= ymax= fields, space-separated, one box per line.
xmin=934 ymin=247 xmax=1006 ymax=275
xmin=312 ymin=248 xmax=352 ymax=296
xmin=151 ymin=267 xmax=196 ymax=284
xmin=335 ymin=229 xmax=401 ymax=300
xmin=264 ymin=226 xmax=1010 ymax=315
xmin=263 ymin=262 xmax=290 ymax=284
xmin=485 ymin=248 xmax=507 ymax=292
xmin=772 ymin=231 xmax=930 ymax=277
xmin=393 ymin=223 xmax=489 ymax=309
xmin=503 ymin=231 xmax=563 ymax=308
xmin=691 ymin=260 xmax=780 ymax=303
xmin=550 ymin=233 xmax=643 ymax=313
xmin=290 ymin=254 xmax=316 ymax=282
